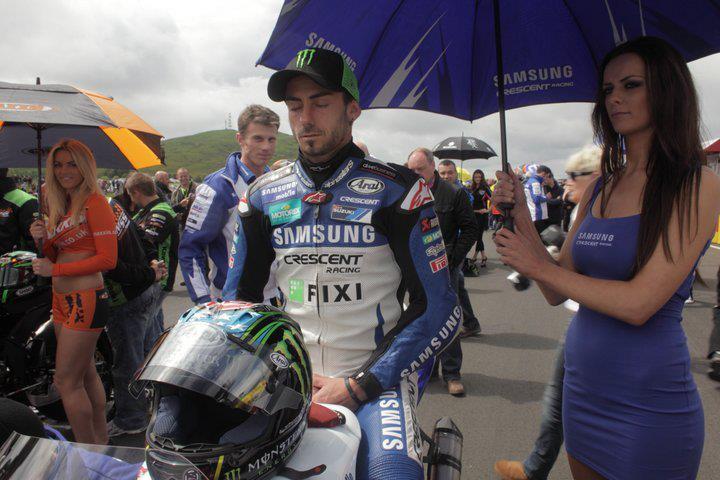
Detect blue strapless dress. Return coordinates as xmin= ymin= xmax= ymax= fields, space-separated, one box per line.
xmin=564 ymin=188 xmax=705 ymax=479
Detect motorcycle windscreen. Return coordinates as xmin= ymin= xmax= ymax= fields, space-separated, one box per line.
xmin=134 ymin=321 xmax=302 ymax=414
xmin=0 ymin=432 xmax=208 ymax=480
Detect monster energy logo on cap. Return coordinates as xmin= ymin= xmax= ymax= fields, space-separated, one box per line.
xmin=296 ymin=49 xmax=316 ymax=68
xmin=268 ymin=48 xmax=360 ymax=103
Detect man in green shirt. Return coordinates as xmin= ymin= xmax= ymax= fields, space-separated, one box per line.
xmin=125 ymin=172 xmax=179 ymax=352
xmin=0 ymin=169 xmax=39 ymax=255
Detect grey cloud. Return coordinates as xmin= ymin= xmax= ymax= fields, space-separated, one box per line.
xmin=356 ymin=102 xmax=595 ymax=177
xmin=2 ymin=0 xmax=719 ymax=180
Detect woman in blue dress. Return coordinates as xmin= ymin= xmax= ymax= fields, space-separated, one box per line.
xmin=491 ymin=36 xmax=720 ymax=479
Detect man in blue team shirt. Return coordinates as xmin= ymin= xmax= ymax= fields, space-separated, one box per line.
xmin=179 ymin=105 xmax=280 ymax=304
xmin=523 ymin=164 xmax=550 ymax=233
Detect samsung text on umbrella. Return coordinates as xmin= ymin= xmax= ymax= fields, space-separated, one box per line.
xmin=305 ymin=32 xmax=358 ymax=71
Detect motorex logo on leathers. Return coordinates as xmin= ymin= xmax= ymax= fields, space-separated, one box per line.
xmin=269 ymin=199 xmax=302 ymax=226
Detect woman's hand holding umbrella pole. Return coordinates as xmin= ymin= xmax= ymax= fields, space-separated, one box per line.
xmin=491 ymin=168 xmax=530 ymax=226
xmin=30 ymin=219 xmax=53 ymax=277
xmin=30 ymin=219 xmax=47 ymax=248
xmin=491 ymin=168 xmax=553 ymax=280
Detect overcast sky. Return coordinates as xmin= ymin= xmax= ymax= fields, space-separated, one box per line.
xmin=4 ymin=0 xmax=719 ymax=176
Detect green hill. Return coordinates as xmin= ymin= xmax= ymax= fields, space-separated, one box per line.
xmin=146 ymin=129 xmax=298 ymax=180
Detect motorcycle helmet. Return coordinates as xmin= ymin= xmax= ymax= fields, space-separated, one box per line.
xmin=0 ymin=250 xmax=37 ymax=303
xmin=0 ymin=251 xmax=36 ymax=292
xmin=133 ymin=301 xmax=312 ymax=480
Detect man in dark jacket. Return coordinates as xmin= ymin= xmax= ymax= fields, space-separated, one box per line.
xmin=438 ymin=161 xmax=483 ymax=338
xmin=170 ymin=168 xmax=196 ymax=231
xmin=537 ymin=165 xmax=564 ymax=227
xmin=153 ymin=170 xmax=172 ymax=202
xmin=0 ymin=169 xmax=38 ymax=255
xmin=407 ymin=148 xmax=478 ymax=396
xmin=104 ymin=197 xmax=164 ymax=437
xmin=126 ymin=173 xmax=179 ymax=355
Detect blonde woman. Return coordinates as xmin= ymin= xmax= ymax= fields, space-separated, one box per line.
xmin=30 ymin=139 xmax=117 ymax=444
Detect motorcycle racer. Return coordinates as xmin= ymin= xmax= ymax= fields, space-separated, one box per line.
xmin=223 ymin=48 xmax=460 ymax=480
xmin=522 ymin=164 xmax=549 ymax=231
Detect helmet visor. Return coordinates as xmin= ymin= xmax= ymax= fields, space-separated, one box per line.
xmin=0 ymin=265 xmax=18 ymax=287
xmin=134 ymin=322 xmax=302 ymax=414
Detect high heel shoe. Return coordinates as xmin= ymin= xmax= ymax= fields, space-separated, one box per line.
xmin=480 ymin=258 xmax=487 ymax=268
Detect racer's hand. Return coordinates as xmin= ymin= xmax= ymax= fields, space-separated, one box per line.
xmin=32 ymin=257 xmax=54 ymax=277
xmin=179 ymin=197 xmax=190 ymax=207
xmin=312 ymin=374 xmax=366 ymax=411
xmin=30 ymin=219 xmax=48 ymax=243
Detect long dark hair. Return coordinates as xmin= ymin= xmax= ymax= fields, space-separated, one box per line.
xmin=471 ymin=169 xmax=489 ymax=192
xmin=591 ymin=36 xmax=704 ymax=275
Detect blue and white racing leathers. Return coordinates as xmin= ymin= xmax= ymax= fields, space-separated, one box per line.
xmin=524 ymin=173 xmax=548 ymax=222
xmin=223 ymin=149 xmax=460 ymax=479
xmin=178 ymin=152 xmax=275 ymax=304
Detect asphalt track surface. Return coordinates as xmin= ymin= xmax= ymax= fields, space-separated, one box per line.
xmin=113 ymin=242 xmax=720 ymax=479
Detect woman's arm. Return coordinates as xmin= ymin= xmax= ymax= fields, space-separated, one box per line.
xmin=498 ymin=169 xmax=720 ymax=325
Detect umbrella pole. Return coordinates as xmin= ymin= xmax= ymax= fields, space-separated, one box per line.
xmin=492 ymin=0 xmax=508 ymax=173
xmin=36 ymin=126 xmax=42 ymax=215
xmin=493 ymin=0 xmax=513 ymax=230
xmin=34 ymin=77 xmax=43 ymax=217
xmin=34 ymin=125 xmax=45 ymax=259
xmin=33 ymin=76 xmax=46 ymax=260
xmin=460 ymin=132 xmax=464 ymax=184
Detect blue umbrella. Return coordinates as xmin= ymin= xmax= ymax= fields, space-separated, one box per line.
xmin=259 ymin=0 xmax=720 ymax=177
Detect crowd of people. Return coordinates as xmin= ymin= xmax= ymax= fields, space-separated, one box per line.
xmin=0 ymin=36 xmax=716 ymax=480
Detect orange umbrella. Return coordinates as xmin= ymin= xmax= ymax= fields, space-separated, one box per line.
xmin=0 ymin=81 xmax=163 ymax=170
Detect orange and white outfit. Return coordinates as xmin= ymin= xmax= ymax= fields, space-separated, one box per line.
xmin=44 ymin=193 xmax=117 ymax=331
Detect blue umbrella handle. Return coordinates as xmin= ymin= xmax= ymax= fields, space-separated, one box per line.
xmin=493 ymin=0 xmax=514 ymax=232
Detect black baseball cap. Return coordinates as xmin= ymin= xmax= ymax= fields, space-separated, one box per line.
xmin=267 ymin=48 xmax=360 ymax=103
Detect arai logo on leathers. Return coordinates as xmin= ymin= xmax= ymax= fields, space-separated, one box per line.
xmin=347 ymin=177 xmax=385 ymax=195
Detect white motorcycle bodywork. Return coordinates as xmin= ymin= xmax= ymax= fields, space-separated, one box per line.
xmin=135 ymin=404 xmax=361 ymax=480
xmin=274 ymin=405 xmax=361 ymax=480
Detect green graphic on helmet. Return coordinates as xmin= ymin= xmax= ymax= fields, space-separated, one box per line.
xmin=0 ymin=251 xmax=38 ymax=302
